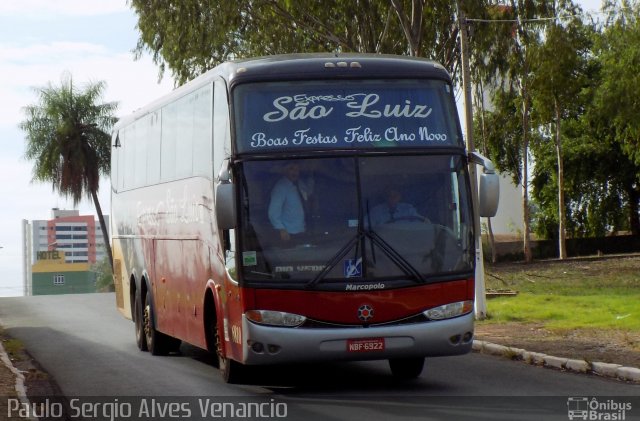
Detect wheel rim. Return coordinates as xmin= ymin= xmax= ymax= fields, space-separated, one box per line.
xmin=144 ymin=303 xmax=152 ymax=346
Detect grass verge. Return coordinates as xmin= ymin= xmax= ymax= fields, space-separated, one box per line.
xmin=481 ymin=256 xmax=640 ymax=331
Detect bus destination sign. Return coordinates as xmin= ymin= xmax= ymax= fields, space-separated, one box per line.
xmin=235 ymin=82 xmax=462 ymax=153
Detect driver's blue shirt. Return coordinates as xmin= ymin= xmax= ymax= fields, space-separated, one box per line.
xmin=368 ymin=202 xmax=422 ymax=226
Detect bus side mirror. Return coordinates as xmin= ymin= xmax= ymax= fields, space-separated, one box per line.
xmin=215 ymin=182 xmax=236 ymax=229
xmin=215 ymin=160 xmax=236 ymax=229
xmin=469 ymin=151 xmax=500 ymax=218
xmin=479 ymin=171 xmax=499 ymax=217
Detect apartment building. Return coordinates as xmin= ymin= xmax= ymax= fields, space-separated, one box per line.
xmin=29 ymin=208 xmax=108 ymax=265
xmin=23 ymin=208 xmax=109 ymax=295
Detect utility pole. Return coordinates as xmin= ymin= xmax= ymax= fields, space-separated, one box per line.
xmin=457 ymin=3 xmax=487 ymax=319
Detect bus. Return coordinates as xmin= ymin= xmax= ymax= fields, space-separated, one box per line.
xmin=110 ymin=53 xmax=499 ymax=383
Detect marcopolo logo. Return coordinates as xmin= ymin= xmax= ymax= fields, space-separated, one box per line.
xmin=567 ymin=397 xmax=632 ymax=420
xmin=345 ymin=283 xmax=385 ymax=291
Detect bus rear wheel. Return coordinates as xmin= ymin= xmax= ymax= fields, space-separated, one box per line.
xmin=134 ymin=291 xmax=147 ymax=351
xmin=144 ymin=290 xmax=181 ymax=355
xmin=389 ymin=357 xmax=425 ymax=379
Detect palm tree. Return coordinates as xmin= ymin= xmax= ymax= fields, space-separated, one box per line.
xmin=20 ymin=72 xmax=118 ymax=271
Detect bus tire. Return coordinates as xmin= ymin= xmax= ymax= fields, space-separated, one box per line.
xmin=214 ymin=323 xmax=243 ymax=383
xmin=389 ymin=357 xmax=425 ymax=379
xmin=144 ymin=290 xmax=173 ymax=356
xmin=134 ymin=291 xmax=148 ymax=352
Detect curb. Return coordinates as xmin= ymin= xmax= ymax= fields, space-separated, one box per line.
xmin=473 ymin=340 xmax=640 ymax=383
xmin=0 ymin=341 xmax=36 ymax=421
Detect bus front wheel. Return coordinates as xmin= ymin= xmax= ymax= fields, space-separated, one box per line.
xmin=214 ymin=324 xmax=244 ymax=383
xmin=389 ymin=357 xmax=425 ymax=379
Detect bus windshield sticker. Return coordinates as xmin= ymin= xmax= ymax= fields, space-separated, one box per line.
xmin=344 ymin=258 xmax=362 ymax=278
xmin=242 ymin=251 xmax=257 ymax=266
xmin=235 ymin=82 xmax=461 ymax=153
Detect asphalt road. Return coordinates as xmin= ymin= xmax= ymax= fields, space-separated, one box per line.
xmin=0 ymin=293 xmax=638 ymax=421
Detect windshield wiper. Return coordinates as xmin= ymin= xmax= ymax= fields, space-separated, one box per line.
xmin=306 ymin=235 xmax=360 ymax=289
xmin=366 ymin=229 xmax=427 ymax=284
xmin=305 ymin=228 xmax=426 ymax=289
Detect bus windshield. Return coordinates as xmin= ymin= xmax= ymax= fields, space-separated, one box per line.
xmin=237 ymin=154 xmax=474 ymax=286
xmin=233 ymin=79 xmax=463 ymax=154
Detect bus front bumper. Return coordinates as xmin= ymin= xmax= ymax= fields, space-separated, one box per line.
xmin=240 ymin=312 xmax=474 ymax=365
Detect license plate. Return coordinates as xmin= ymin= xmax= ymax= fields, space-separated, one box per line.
xmin=347 ymin=337 xmax=385 ymax=352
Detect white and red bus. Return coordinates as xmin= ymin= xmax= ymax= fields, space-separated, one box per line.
xmin=110 ymin=54 xmax=499 ymax=383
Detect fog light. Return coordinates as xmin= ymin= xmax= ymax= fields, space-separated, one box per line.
xmin=449 ymin=334 xmax=461 ymax=345
xmin=251 ymin=342 xmax=264 ymax=353
xmin=267 ymin=344 xmax=281 ymax=354
xmin=463 ymin=332 xmax=474 ymax=343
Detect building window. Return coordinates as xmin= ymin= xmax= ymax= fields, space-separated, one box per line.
xmin=53 ymin=274 xmax=65 ymax=286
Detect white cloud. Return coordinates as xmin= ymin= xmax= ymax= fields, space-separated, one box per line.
xmin=0 ymin=40 xmax=173 ymax=130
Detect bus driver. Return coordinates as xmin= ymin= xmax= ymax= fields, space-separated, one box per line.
xmin=368 ymin=188 xmax=426 ymax=226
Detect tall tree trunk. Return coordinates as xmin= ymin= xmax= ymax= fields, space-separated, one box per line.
xmin=555 ymin=99 xmax=567 ymax=259
xmin=522 ymin=87 xmax=533 ymax=263
xmin=475 ymin=80 xmax=497 ymax=263
xmin=512 ymin=0 xmax=533 ymax=263
xmin=91 ymin=190 xmax=114 ymax=271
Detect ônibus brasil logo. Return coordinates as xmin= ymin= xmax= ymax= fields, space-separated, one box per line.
xmin=567 ymin=397 xmax=632 ymax=420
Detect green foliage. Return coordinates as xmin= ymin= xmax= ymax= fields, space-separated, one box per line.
xmin=529 ymin=0 xmax=592 ymax=125
xmin=532 ymin=118 xmax=639 ymax=238
xmin=20 ymin=73 xmax=117 ymax=205
xmin=593 ymin=0 xmax=640 ymax=167
xmin=130 ymin=0 xmax=491 ymax=85
xmin=475 ymin=87 xmax=524 ymax=186
xmin=92 ymin=256 xmax=114 ymax=292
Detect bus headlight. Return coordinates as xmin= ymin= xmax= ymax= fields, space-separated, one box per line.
xmin=246 ymin=310 xmax=306 ymax=327
xmin=423 ymin=300 xmax=474 ymax=320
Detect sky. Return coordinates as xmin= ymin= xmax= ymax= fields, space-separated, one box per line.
xmin=0 ymin=0 xmax=604 ymax=297
xmin=0 ymin=1 xmax=174 ymax=296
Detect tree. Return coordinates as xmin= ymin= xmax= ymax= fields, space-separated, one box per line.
xmin=92 ymin=256 xmax=115 ymax=292
xmin=595 ymin=0 xmax=640 ymax=167
xmin=20 ymin=73 xmax=117 ymax=271
xmin=130 ymin=0 xmax=490 ymax=85
xmin=532 ymin=119 xmax=639 ymax=239
xmin=590 ymin=0 xmax=640 ymax=234
xmin=529 ymin=0 xmax=592 ymax=258
xmin=470 ymin=0 xmax=552 ymax=262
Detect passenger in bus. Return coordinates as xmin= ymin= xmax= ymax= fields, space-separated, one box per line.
xmin=268 ymin=162 xmax=313 ymax=242
xmin=368 ymin=188 xmax=427 ymax=226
